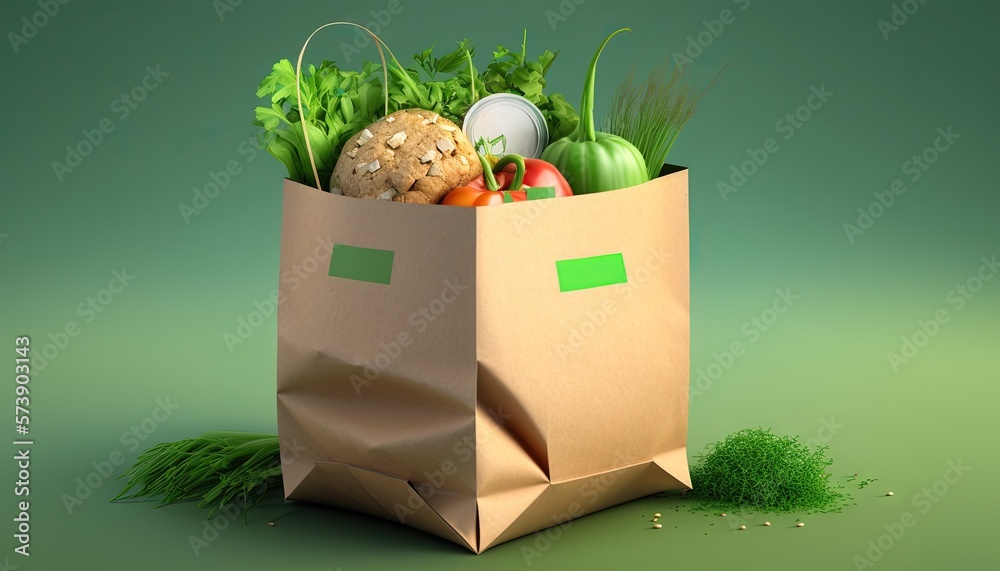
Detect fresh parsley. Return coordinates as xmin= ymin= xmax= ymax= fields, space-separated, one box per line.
xmin=253 ymin=32 xmax=579 ymax=191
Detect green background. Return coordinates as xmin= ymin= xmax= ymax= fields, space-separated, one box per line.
xmin=1 ymin=0 xmax=997 ymax=569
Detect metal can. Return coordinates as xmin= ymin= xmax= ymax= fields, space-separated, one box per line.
xmin=462 ymin=93 xmax=549 ymax=158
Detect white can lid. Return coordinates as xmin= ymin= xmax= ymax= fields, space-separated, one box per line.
xmin=462 ymin=93 xmax=549 ymax=158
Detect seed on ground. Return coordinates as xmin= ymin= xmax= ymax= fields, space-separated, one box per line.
xmin=267 ymin=522 xmax=275 ymax=527
xmin=652 ymin=517 xmax=659 ymax=522
xmin=764 ymin=521 xmax=771 ymax=526
xmin=739 ymin=525 xmax=746 ymax=530
xmin=720 ymin=513 xmax=727 ymax=517
xmin=653 ymin=524 xmax=662 ymax=529
xmin=796 ymin=522 xmax=805 ymax=527
xmin=886 ymin=492 xmax=894 ymax=496
xmin=654 ymin=513 xmax=661 ymax=518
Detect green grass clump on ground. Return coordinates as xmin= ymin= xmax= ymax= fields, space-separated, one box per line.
xmin=687 ymin=428 xmax=851 ymax=514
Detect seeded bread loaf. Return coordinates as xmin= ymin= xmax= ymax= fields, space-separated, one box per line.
xmin=330 ymin=109 xmax=482 ymax=204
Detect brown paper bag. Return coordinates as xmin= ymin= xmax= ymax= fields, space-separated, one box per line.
xmin=276 ymin=164 xmax=690 ymax=553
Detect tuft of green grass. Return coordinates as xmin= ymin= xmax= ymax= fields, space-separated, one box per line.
xmin=112 ymin=431 xmax=282 ymax=521
xmin=687 ymin=428 xmax=850 ymax=514
xmin=603 ymin=55 xmax=718 ymax=180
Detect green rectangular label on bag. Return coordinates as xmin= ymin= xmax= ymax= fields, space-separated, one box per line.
xmin=527 ymin=186 xmax=555 ymax=200
xmin=328 ymin=244 xmax=394 ymax=285
xmin=555 ymin=253 xmax=627 ymax=292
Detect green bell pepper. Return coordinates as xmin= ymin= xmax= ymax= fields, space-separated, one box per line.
xmin=541 ymin=28 xmax=648 ymax=194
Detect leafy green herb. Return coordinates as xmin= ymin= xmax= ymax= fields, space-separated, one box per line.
xmin=480 ymin=30 xmax=579 ymax=142
xmin=112 ymin=431 xmax=281 ymax=521
xmin=253 ymin=32 xmax=579 ymax=191
xmin=414 ymin=39 xmax=475 ymax=79
xmin=686 ymin=428 xmax=851 ymax=514
xmin=604 ymin=55 xmax=717 ymax=179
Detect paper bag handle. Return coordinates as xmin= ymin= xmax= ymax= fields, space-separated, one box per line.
xmin=294 ymin=22 xmax=399 ymax=190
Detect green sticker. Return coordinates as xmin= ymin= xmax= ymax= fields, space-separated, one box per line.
xmin=502 ymin=191 xmax=514 ymax=203
xmin=555 ymin=253 xmax=627 ymax=292
xmin=328 ymin=244 xmax=394 ymax=285
xmin=527 ymin=186 xmax=555 ymax=200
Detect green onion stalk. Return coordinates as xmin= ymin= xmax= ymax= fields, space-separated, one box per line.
xmin=112 ymin=431 xmax=282 ymax=521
